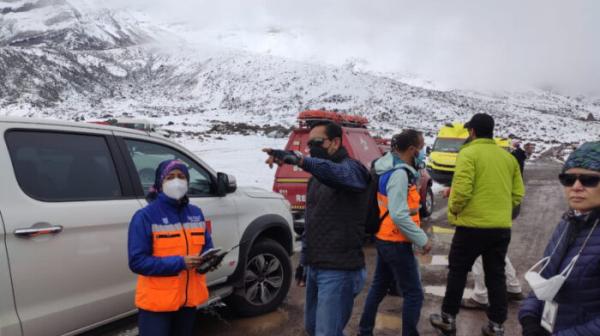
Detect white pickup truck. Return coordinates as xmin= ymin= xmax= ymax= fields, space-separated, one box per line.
xmin=0 ymin=117 xmax=296 ymax=336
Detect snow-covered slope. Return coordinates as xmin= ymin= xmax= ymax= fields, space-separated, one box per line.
xmin=0 ymin=0 xmax=151 ymax=49
xmin=0 ymin=0 xmax=172 ymax=106
xmin=1 ymin=0 xmax=598 ymax=149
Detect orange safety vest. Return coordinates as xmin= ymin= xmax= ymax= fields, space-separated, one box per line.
xmin=135 ymin=221 xmax=209 ymax=312
xmin=376 ymin=184 xmax=421 ymax=242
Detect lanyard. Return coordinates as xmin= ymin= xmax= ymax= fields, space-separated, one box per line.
xmin=542 ymin=218 xmax=599 ymax=274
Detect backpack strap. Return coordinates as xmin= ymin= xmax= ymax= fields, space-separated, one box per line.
xmin=380 ymin=210 xmax=389 ymax=222
xmin=401 ymin=167 xmax=417 ymax=186
xmin=378 ymin=166 xmax=416 ymax=223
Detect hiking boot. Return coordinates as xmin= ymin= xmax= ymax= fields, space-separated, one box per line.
xmin=481 ymin=321 xmax=504 ymax=336
xmin=460 ymin=297 xmax=489 ymax=310
xmin=429 ymin=312 xmax=456 ymax=335
xmin=507 ymin=291 xmax=526 ymax=301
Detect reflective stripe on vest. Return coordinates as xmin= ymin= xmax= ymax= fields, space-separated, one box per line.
xmin=135 ymin=221 xmax=209 ymax=312
xmin=376 ymin=185 xmax=421 ymax=242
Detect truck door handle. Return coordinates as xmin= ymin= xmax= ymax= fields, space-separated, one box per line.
xmin=14 ymin=225 xmax=63 ymax=238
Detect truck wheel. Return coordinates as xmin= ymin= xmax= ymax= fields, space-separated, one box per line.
xmin=225 ymin=238 xmax=292 ymax=317
xmin=420 ymin=186 xmax=434 ymax=218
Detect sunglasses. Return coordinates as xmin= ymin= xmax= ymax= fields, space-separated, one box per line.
xmin=307 ymin=138 xmax=329 ymax=147
xmin=558 ymin=173 xmax=600 ymax=188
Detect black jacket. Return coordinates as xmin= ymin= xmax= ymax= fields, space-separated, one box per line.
xmin=512 ymin=147 xmax=527 ymax=176
xmin=303 ymin=148 xmax=369 ymax=270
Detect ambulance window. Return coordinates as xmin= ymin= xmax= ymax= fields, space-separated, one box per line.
xmin=433 ymin=138 xmax=465 ymax=153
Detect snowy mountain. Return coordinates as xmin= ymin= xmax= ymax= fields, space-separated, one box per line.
xmin=0 ymin=0 xmax=151 ymax=49
xmin=1 ymin=0 xmax=598 ymax=151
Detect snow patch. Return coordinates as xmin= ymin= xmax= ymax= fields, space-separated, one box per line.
xmin=181 ymin=135 xmax=287 ymax=189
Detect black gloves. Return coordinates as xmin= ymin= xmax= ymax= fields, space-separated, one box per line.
xmin=520 ymin=316 xmax=550 ymax=336
xmin=268 ymin=149 xmax=303 ymax=165
xmin=295 ymin=264 xmax=306 ymax=285
xmin=196 ymin=252 xmax=226 ymax=274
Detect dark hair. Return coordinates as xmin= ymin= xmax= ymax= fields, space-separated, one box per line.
xmin=475 ymin=129 xmax=493 ymax=138
xmin=391 ymin=129 xmax=423 ymax=151
xmin=310 ymin=120 xmax=343 ymax=140
xmin=465 ymin=113 xmax=494 ymax=139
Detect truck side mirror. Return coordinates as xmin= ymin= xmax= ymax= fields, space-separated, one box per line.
xmin=216 ymin=172 xmax=237 ymax=196
xmin=426 ymin=146 xmax=432 ymax=155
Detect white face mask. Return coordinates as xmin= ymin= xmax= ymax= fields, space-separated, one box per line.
xmin=524 ymin=255 xmax=579 ymax=301
xmin=162 ymin=178 xmax=188 ymax=200
xmin=525 ymin=217 xmax=598 ymax=302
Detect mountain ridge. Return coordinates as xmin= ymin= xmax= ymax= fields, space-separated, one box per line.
xmin=0 ymin=0 xmax=597 ymax=148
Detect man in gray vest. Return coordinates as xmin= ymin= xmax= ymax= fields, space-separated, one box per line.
xmin=263 ymin=121 xmax=369 ymax=336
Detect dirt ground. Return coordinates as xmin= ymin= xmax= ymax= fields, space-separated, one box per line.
xmin=95 ymin=159 xmax=565 ymax=336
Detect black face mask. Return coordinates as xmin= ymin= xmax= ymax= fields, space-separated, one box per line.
xmin=309 ymin=145 xmax=330 ymax=159
xmin=308 ymin=138 xmax=331 ymax=159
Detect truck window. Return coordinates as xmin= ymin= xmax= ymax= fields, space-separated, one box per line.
xmin=6 ymin=131 xmax=122 ymax=201
xmin=433 ymin=138 xmax=466 ymax=153
xmin=344 ymin=130 xmax=381 ymax=167
xmin=124 ymin=139 xmax=213 ymax=197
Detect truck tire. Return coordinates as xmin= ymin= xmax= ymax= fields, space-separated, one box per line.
xmin=420 ymin=186 xmax=434 ymax=218
xmin=225 ymin=238 xmax=292 ymax=317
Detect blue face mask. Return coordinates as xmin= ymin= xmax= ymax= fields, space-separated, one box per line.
xmin=414 ymin=148 xmax=426 ymax=170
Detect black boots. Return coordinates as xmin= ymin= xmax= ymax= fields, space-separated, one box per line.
xmin=429 ymin=312 xmax=456 ymax=335
xmin=481 ymin=321 xmax=505 ymax=336
xmin=430 ymin=313 xmax=504 ymax=336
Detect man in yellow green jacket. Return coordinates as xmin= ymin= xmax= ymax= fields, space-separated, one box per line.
xmin=430 ymin=113 xmax=525 ymax=336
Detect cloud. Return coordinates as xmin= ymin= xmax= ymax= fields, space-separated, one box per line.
xmin=90 ymin=0 xmax=600 ymax=94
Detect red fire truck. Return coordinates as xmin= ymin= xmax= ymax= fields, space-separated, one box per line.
xmin=273 ymin=110 xmax=434 ymax=234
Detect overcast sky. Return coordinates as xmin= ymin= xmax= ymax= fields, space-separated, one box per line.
xmin=98 ymin=0 xmax=599 ymax=95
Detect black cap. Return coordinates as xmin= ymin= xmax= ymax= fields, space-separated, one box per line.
xmin=464 ymin=113 xmax=494 ymax=138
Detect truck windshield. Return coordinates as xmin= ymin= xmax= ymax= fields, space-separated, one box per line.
xmin=433 ymin=138 xmax=466 ymax=153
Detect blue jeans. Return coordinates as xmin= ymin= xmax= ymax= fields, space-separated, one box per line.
xmin=359 ymin=240 xmax=424 ymax=336
xmin=138 ymin=307 xmax=196 ymax=336
xmin=304 ymin=266 xmax=367 ymax=336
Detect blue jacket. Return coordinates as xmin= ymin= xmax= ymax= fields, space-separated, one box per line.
xmin=301 ymin=156 xmax=369 ymax=191
xmin=519 ymin=210 xmax=600 ymax=335
xmin=128 ymin=193 xmax=214 ymax=276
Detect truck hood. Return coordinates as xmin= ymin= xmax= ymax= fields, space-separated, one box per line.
xmin=238 ymin=186 xmax=285 ymax=200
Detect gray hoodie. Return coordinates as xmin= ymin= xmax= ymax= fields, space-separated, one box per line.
xmin=374 ymin=152 xmax=428 ymax=248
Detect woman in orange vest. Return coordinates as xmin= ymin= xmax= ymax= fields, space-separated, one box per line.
xmin=128 ymin=160 xmax=215 ymax=336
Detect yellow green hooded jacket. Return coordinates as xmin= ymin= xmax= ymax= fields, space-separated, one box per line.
xmin=448 ymin=138 xmax=525 ymax=228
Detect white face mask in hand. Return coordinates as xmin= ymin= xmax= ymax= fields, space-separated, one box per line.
xmin=162 ymin=178 xmax=188 ymax=200
xmin=524 ymin=255 xmax=579 ymax=302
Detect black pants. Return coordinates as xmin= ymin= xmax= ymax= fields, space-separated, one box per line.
xmin=442 ymin=226 xmax=511 ymax=324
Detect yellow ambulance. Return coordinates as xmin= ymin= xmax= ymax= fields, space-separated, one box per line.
xmin=426 ymin=122 xmax=511 ymax=185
